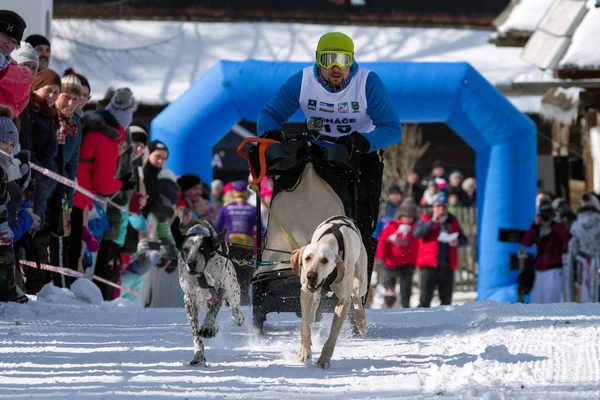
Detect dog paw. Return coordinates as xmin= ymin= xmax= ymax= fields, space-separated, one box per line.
xmin=190 ymin=353 xmax=207 ymax=367
xmin=198 ymin=323 xmax=219 ymax=338
xmin=298 ymin=346 xmax=312 ymax=362
xmin=316 ymin=356 xmax=331 ymax=370
xmin=232 ymin=307 xmax=245 ymax=326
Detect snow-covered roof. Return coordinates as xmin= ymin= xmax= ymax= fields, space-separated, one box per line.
xmin=558 ymin=1 xmax=600 ymax=69
xmin=497 ymin=0 xmax=555 ymax=34
xmin=48 ymin=20 xmax=538 ymax=105
xmin=507 ymin=95 xmax=543 ymax=113
xmin=521 ymin=0 xmax=600 ymax=71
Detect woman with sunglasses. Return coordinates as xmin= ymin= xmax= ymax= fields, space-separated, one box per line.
xmin=256 ymin=31 xmax=401 ymax=289
xmin=0 ymin=10 xmax=33 ymax=118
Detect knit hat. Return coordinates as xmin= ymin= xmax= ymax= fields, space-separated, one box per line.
xmin=25 ymin=34 xmax=50 ymax=49
xmin=211 ymin=179 xmax=224 ymax=190
xmin=95 ymin=109 xmax=121 ymax=131
xmin=129 ymin=122 xmax=149 ymax=146
xmin=396 ymin=199 xmax=419 ymax=219
xmin=106 ymin=88 xmax=135 ymax=129
xmin=63 ymin=68 xmax=90 ymax=91
xmin=432 ymin=159 xmax=444 ymax=169
xmin=433 ymin=192 xmax=448 ymax=205
xmin=449 ymin=170 xmax=463 ymax=180
xmin=388 ymin=185 xmax=402 ymax=195
xmin=0 ymin=105 xmax=19 ymax=148
xmin=177 ymin=174 xmax=202 ymax=193
xmin=0 ymin=10 xmax=26 ymax=43
xmin=148 ymin=140 xmax=168 ymax=155
xmin=32 ymin=69 xmax=61 ymax=92
xmin=11 ymin=42 xmax=38 ymax=65
xmin=316 ymin=32 xmax=354 ymax=54
xmin=581 ymin=193 xmax=600 ymax=211
xmin=60 ymin=74 xmax=82 ymax=96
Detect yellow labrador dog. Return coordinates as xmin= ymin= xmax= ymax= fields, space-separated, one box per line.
xmin=291 ymin=216 xmax=368 ymax=369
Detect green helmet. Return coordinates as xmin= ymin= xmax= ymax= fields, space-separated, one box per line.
xmin=316 ymin=32 xmax=354 ymax=54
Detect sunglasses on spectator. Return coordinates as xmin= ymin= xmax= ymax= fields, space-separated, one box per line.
xmin=0 ymin=32 xmax=19 ymax=50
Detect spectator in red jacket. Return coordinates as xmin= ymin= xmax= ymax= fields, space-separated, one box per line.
xmin=68 ymin=110 xmax=125 ymax=283
xmin=521 ymin=201 xmax=571 ymax=304
xmin=413 ymin=192 xmax=467 ymax=307
xmin=375 ymin=198 xmax=420 ymax=308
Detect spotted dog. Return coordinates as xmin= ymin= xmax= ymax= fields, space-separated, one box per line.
xmin=290 ymin=216 xmax=368 ymax=369
xmin=171 ymin=218 xmax=245 ymax=367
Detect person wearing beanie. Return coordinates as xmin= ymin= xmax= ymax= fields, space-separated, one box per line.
xmin=0 ymin=10 xmax=27 ymax=45
xmin=63 ymin=68 xmax=91 ymax=109
xmin=11 ymin=42 xmax=39 ymax=76
xmin=0 ymin=11 xmax=34 ymax=119
xmin=567 ymin=193 xmax=600 ymax=302
xmin=37 ymin=73 xmax=82 ymax=267
xmin=25 ymin=34 xmax=51 ymax=71
xmin=106 ymin=87 xmax=135 ymax=130
xmin=129 ymin=121 xmax=149 ymax=171
xmin=373 ymin=184 xmax=404 ymax=240
xmin=445 ymin=169 xmax=472 ymax=208
xmin=256 ymin=31 xmax=401 ymax=288
xmin=422 ymin=160 xmax=446 ymax=186
xmin=375 ymin=197 xmax=419 ymax=308
xmin=413 ymin=189 xmax=467 ymax=308
xmin=0 ymin=104 xmax=29 ymax=303
xmin=25 ymin=69 xmax=61 ymax=228
xmin=214 ymin=179 xmax=257 ymax=305
xmin=211 ymin=179 xmax=224 ymax=210
xmin=521 ymin=200 xmax=571 ymax=304
xmin=66 ymin=109 xmax=126 ymax=286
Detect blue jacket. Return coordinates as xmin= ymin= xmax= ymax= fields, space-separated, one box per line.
xmin=10 ymin=200 xmax=34 ymax=243
xmin=257 ymin=62 xmax=401 ymax=151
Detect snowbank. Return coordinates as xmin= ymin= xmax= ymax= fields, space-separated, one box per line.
xmin=2 ymin=299 xmax=600 ymax=398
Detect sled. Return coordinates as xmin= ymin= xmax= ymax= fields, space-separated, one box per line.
xmin=237 ymin=119 xmax=362 ymax=332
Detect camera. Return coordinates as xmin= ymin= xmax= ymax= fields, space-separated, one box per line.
xmin=306 ymin=117 xmax=324 ymax=132
xmin=539 ymin=214 xmax=552 ymax=222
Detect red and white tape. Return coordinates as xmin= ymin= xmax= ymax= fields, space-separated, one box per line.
xmin=0 ymin=149 xmax=134 ymax=215
xmin=19 ymin=259 xmax=140 ymax=297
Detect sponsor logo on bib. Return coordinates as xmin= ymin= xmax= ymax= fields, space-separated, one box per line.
xmin=338 ymin=102 xmax=349 ymax=113
xmin=351 ymin=101 xmax=360 ymax=112
xmin=308 ymin=99 xmax=317 ymax=110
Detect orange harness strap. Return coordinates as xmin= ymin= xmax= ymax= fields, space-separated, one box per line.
xmin=237 ymin=137 xmax=279 ymax=185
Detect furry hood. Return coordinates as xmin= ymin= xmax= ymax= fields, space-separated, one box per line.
xmin=81 ymin=110 xmax=124 ymax=141
xmin=571 ymin=209 xmax=600 ymax=238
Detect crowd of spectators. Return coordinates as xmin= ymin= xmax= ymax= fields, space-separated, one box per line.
xmin=0 ymin=9 xmax=273 ymax=307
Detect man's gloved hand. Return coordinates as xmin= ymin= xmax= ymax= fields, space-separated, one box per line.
xmin=261 ymin=130 xmax=286 ymax=143
xmin=336 ymin=132 xmax=370 ymax=154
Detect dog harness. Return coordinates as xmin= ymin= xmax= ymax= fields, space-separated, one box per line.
xmin=317 ymin=216 xmax=360 ymax=293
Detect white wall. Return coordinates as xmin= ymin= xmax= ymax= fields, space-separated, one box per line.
xmin=3 ymin=0 xmax=53 ymax=40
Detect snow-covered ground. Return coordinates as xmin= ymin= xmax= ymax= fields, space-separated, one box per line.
xmin=2 ymin=283 xmax=600 ymax=399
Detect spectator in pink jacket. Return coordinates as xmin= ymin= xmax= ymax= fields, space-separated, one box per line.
xmin=521 ymin=201 xmax=571 ymax=304
xmin=0 ymin=10 xmax=33 ymax=117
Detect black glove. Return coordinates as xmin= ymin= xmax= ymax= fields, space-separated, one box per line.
xmin=336 ymin=132 xmax=370 ymax=154
xmin=119 ymin=172 xmax=135 ymax=191
xmin=261 ymin=130 xmax=286 ymax=143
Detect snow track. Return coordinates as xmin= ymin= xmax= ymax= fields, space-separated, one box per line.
xmin=2 ymin=296 xmax=600 ymax=399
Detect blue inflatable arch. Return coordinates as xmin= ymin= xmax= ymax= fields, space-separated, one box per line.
xmin=152 ymin=60 xmax=537 ymax=303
